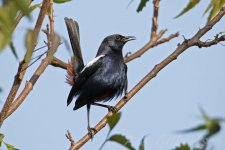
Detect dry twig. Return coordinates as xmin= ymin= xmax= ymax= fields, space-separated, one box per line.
xmin=66 ymin=130 xmax=75 ymax=149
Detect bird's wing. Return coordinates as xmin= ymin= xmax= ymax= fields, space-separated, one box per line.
xmin=65 ymin=17 xmax=84 ymax=74
xmin=124 ymin=64 xmax=128 ymax=93
xmin=67 ymin=55 xmax=105 ymax=106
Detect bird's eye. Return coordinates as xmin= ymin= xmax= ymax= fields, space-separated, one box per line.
xmin=116 ymin=36 xmax=122 ymax=41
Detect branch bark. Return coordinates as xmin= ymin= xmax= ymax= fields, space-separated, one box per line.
xmin=150 ymin=0 xmax=159 ymax=40
xmin=124 ymin=0 xmax=179 ymax=63
xmin=124 ymin=31 xmax=179 ymax=63
xmin=0 ymin=0 xmax=51 ymax=127
xmin=69 ymin=6 xmax=225 ymax=150
xmin=5 ymin=35 xmax=61 ymax=120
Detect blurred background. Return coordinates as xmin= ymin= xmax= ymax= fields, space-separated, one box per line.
xmin=0 ymin=0 xmax=224 ymax=149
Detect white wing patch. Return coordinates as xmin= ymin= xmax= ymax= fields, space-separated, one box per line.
xmin=81 ymin=55 xmax=105 ymax=72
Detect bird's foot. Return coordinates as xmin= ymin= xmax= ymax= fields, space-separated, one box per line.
xmin=87 ymin=127 xmax=97 ymax=139
xmin=107 ymin=106 xmax=118 ymax=113
xmin=124 ymin=91 xmax=128 ymax=99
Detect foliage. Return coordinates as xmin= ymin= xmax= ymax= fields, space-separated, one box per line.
xmin=0 ymin=133 xmax=19 ymax=150
xmin=175 ymin=0 xmax=225 ymax=22
xmin=135 ymin=0 xmax=225 ymax=22
xmin=107 ymin=111 xmax=121 ymax=130
xmin=100 ymin=107 xmax=224 ymax=150
xmin=0 ymin=0 xmax=30 ymax=50
xmin=137 ymin=0 xmax=149 ymax=12
xmin=0 ymin=0 xmax=70 ymax=58
xmin=174 ymin=144 xmax=191 ymax=150
xmin=99 ymin=112 xmax=148 ymax=150
xmin=178 ymin=106 xmax=225 ymax=140
xmin=175 ymin=0 xmax=200 ymax=18
xmin=53 ymin=0 xmax=72 ymax=4
xmin=108 ymin=134 xmax=135 ymax=150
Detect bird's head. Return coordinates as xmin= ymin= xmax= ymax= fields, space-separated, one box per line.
xmin=104 ymin=34 xmax=136 ymax=51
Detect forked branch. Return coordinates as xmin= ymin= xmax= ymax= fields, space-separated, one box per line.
xmin=0 ymin=0 xmax=51 ymax=127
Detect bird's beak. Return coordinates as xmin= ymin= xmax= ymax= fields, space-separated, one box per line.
xmin=123 ymin=36 xmax=136 ymax=42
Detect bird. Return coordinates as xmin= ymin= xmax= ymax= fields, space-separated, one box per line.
xmin=65 ymin=18 xmax=135 ymax=136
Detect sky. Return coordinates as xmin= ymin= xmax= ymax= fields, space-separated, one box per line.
xmin=0 ymin=0 xmax=225 ymax=150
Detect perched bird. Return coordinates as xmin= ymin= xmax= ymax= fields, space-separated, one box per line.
xmin=65 ymin=18 xmax=135 ymax=135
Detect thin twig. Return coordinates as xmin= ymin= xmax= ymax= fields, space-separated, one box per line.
xmin=4 ymin=36 xmax=61 ymax=120
xmin=51 ymin=57 xmax=68 ymax=70
xmin=13 ymin=0 xmax=32 ymax=31
xmin=124 ymin=30 xmax=179 ymax=63
xmin=150 ymin=0 xmax=159 ymax=40
xmin=124 ymin=1 xmax=179 ymax=63
xmin=0 ymin=0 xmax=51 ymax=127
xmin=66 ymin=130 xmax=75 ymax=150
xmin=49 ymin=0 xmax=54 ymax=41
xmin=42 ymin=24 xmax=51 ymax=48
xmin=195 ymin=35 xmax=225 ymax=48
xmin=68 ymin=6 xmax=225 ymax=150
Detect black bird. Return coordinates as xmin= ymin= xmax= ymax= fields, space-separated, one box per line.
xmin=65 ymin=20 xmax=135 ymax=134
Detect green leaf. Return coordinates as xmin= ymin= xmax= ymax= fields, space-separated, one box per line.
xmin=25 ymin=29 xmax=36 ymax=63
xmin=0 ymin=31 xmax=11 ymax=50
xmin=178 ymin=124 xmax=206 ymax=133
xmin=0 ymin=87 xmax=3 ymax=93
xmin=206 ymin=0 xmax=225 ymax=22
xmin=137 ymin=0 xmax=149 ymax=12
xmin=175 ymin=0 xmax=200 ymax=18
xmin=0 ymin=0 xmax=25 ymax=50
xmin=203 ymin=0 xmax=215 ymax=15
xmin=29 ymin=4 xmax=41 ymax=14
xmin=199 ymin=106 xmax=209 ymax=121
xmin=204 ymin=119 xmax=221 ymax=139
xmin=4 ymin=142 xmax=19 ymax=150
xmin=0 ymin=133 xmax=5 ymax=146
xmin=14 ymin=0 xmax=30 ymax=16
xmin=9 ymin=42 xmax=19 ymax=60
xmin=174 ymin=143 xmax=191 ymax=150
xmin=107 ymin=112 xmax=121 ymax=131
xmin=139 ymin=135 xmax=149 ymax=150
xmin=53 ymin=0 xmax=72 ymax=4
xmin=108 ymin=134 xmax=135 ymax=150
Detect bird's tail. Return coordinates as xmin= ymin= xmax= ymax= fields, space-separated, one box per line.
xmin=64 ymin=17 xmax=84 ymax=73
xmin=67 ymin=84 xmax=77 ymax=106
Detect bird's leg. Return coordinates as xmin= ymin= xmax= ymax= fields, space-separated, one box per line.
xmin=86 ymin=104 xmax=96 ymax=138
xmin=92 ymin=102 xmax=118 ymax=113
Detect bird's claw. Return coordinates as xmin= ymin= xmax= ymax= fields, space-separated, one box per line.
xmin=124 ymin=91 xmax=128 ymax=99
xmin=108 ymin=106 xmax=118 ymax=113
xmin=87 ymin=127 xmax=97 ymax=139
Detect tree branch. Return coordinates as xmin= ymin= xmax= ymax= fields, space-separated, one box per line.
xmin=13 ymin=0 xmax=33 ymax=31
xmin=5 ymin=35 xmax=61 ymax=120
xmin=195 ymin=34 xmax=225 ymax=48
xmin=124 ymin=0 xmax=179 ymax=63
xmin=0 ymin=0 xmax=51 ymax=127
xmin=51 ymin=56 xmax=68 ymax=70
xmin=48 ymin=0 xmax=55 ymax=40
xmin=150 ymin=0 xmax=159 ymax=40
xmin=68 ymin=6 xmax=225 ymax=150
xmin=66 ymin=130 xmax=75 ymax=149
xmin=124 ymin=31 xmax=179 ymax=63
